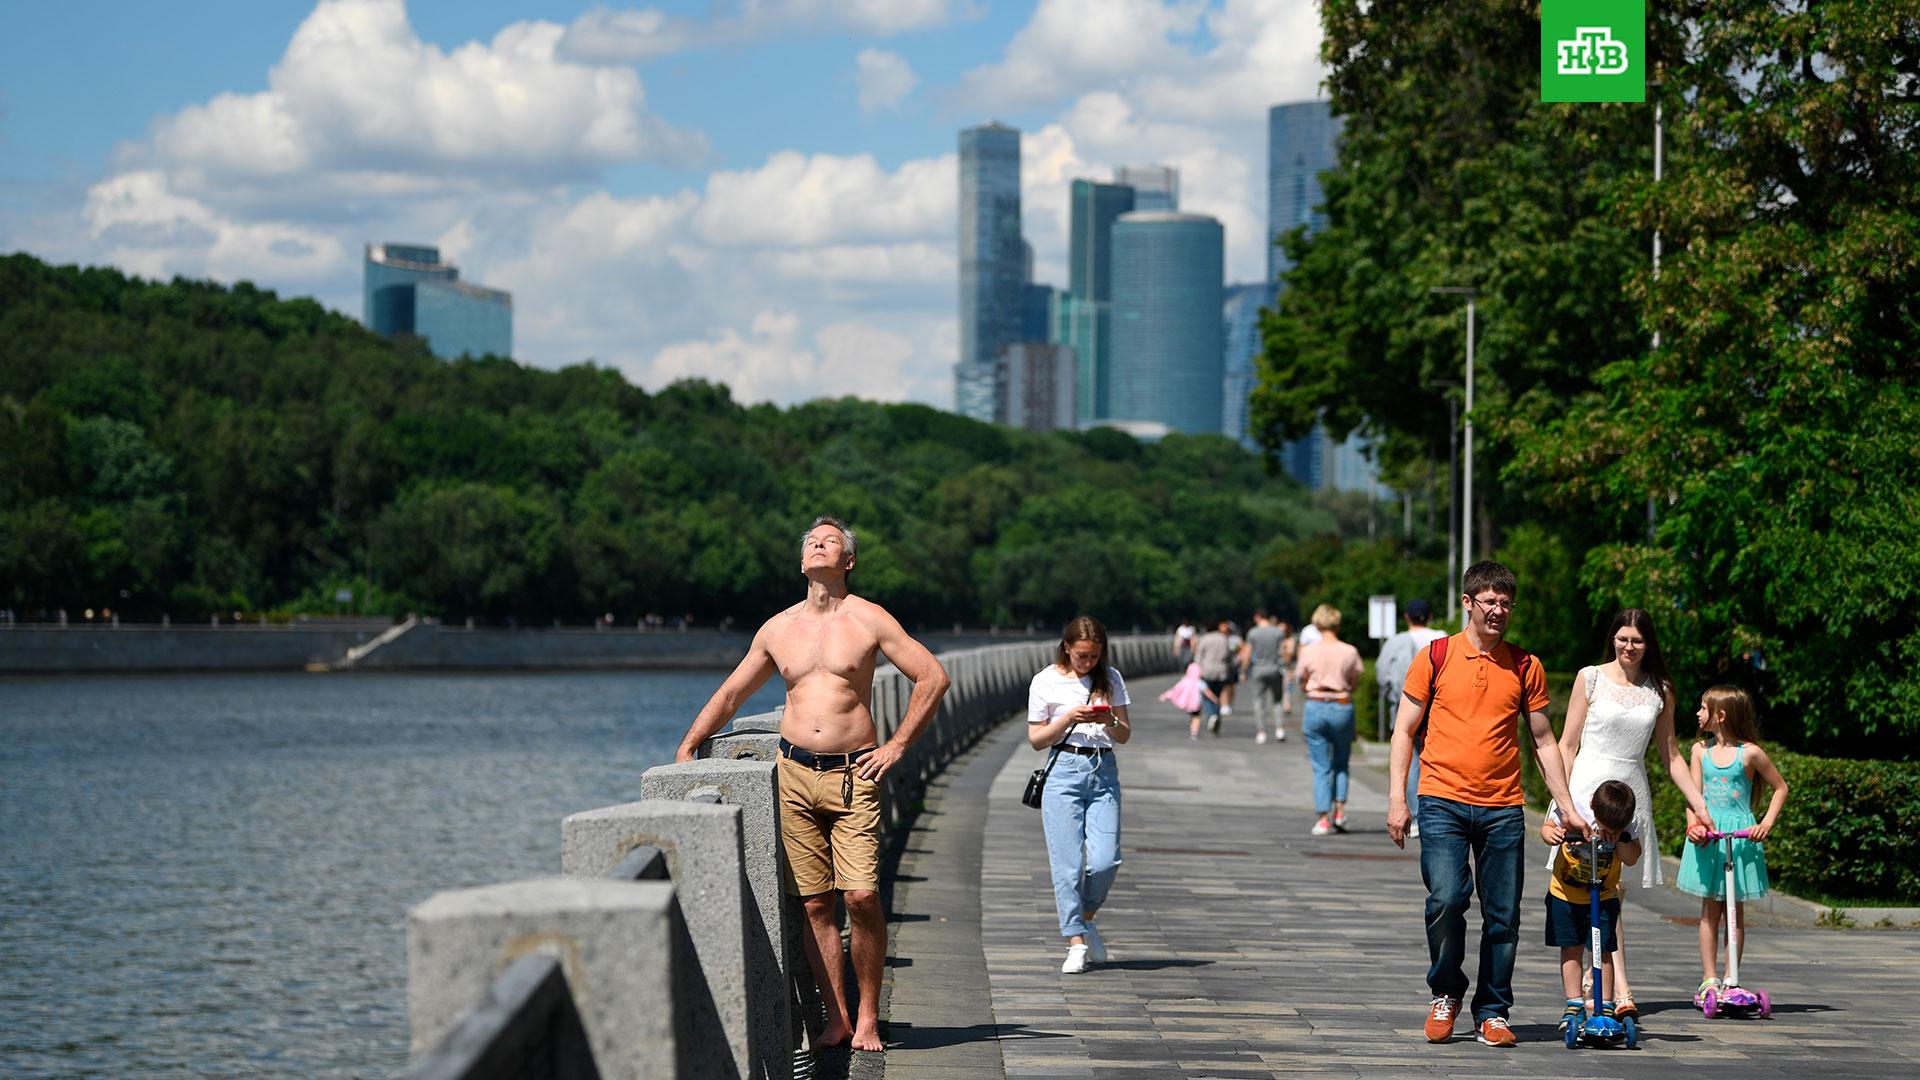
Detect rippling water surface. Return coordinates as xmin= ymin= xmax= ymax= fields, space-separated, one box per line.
xmin=0 ymin=670 xmax=783 ymax=1077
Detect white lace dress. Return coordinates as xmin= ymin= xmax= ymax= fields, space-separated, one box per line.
xmin=1552 ymin=667 xmax=1666 ymax=887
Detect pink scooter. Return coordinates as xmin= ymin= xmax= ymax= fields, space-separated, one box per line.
xmin=1699 ymin=828 xmax=1772 ymax=1019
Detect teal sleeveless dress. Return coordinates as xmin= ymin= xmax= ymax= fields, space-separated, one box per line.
xmin=1676 ymin=740 xmax=1770 ymax=900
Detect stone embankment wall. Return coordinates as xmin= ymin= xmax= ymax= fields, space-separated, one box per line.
xmin=402 ymin=635 xmax=1178 ymax=1080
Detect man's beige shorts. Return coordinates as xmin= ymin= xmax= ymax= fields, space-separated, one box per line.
xmin=777 ymin=755 xmax=882 ymax=896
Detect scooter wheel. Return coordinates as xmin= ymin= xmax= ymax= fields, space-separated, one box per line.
xmin=1564 ymin=1022 xmax=1578 ymax=1049
xmin=1701 ymin=989 xmax=1719 ymax=1018
xmin=1757 ymin=989 xmax=1772 ymax=1019
xmin=1622 ymin=1015 xmax=1638 ymax=1049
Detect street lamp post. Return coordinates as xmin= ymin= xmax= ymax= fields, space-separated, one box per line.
xmin=1431 ymin=286 xmax=1478 ymax=603
xmin=1427 ymin=379 xmax=1461 ymax=624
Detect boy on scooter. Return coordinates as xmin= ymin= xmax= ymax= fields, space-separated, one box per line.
xmin=1541 ymin=780 xmax=1643 ymax=1033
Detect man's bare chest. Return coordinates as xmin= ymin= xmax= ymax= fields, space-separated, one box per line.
xmin=768 ymin=616 xmax=878 ymax=684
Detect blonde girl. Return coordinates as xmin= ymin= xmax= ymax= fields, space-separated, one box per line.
xmin=1677 ymin=686 xmax=1789 ymax=1004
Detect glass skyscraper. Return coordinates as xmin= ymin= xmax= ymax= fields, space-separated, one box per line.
xmin=1267 ymin=101 xmax=1342 ymax=283
xmin=1108 ymin=212 xmax=1224 ymax=435
xmin=956 ymin=122 xmax=1024 ymax=420
xmin=1222 ymin=282 xmax=1272 ymax=449
xmin=1057 ymin=179 xmax=1135 ymax=422
xmin=363 ymin=243 xmax=511 ymax=360
xmin=1114 ymin=164 xmax=1179 ymax=212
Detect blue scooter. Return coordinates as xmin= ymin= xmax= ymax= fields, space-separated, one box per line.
xmin=1563 ymin=834 xmax=1638 ymax=1050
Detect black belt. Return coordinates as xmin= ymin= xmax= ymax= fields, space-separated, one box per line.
xmin=778 ymin=738 xmax=877 ymax=770
xmin=1058 ymin=744 xmax=1105 ymax=756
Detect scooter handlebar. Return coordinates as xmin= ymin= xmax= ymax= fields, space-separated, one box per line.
xmin=1703 ymin=828 xmax=1754 ymax=840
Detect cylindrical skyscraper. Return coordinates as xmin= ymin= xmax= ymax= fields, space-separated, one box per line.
xmin=1108 ymin=212 xmax=1224 ymax=435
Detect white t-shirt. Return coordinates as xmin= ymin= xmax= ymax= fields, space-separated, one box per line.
xmin=1027 ymin=664 xmax=1133 ymax=749
xmin=1297 ymin=624 xmax=1324 ymax=648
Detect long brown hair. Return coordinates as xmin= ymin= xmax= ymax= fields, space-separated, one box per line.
xmin=1056 ymin=616 xmax=1113 ymax=704
xmin=1603 ymin=608 xmax=1672 ymax=699
xmin=1700 ymin=685 xmax=1761 ymax=747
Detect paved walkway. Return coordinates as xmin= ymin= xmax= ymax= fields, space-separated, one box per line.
xmin=880 ymin=697 xmax=1920 ymax=1079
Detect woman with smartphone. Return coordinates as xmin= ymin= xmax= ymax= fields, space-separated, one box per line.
xmin=1026 ymin=615 xmax=1132 ymax=973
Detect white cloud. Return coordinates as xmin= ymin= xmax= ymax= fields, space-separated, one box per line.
xmin=559 ymin=1 xmax=972 ymax=63
xmin=83 ymin=170 xmax=346 ymax=283
xmin=693 ymin=150 xmax=954 ymax=247
xmin=855 ymin=49 xmax=919 ymax=115
xmin=639 ymin=311 xmax=931 ymax=405
xmin=955 ymin=0 xmax=1203 ymax=112
xmin=150 ymin=0 xmax=703 ymax=205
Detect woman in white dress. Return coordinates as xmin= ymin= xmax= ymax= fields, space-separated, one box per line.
xmin=1551 ymin=608 xmax=1712 ymax=1017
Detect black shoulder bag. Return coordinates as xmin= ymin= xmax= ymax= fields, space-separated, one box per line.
xmin=1022 ymin=747 xmax=1061 ymax=809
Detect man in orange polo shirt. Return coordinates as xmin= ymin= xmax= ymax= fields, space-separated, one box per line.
xmin=1385 ymin=561 xmax=1587 ymax=1048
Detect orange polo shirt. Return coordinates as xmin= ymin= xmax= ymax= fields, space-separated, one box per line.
xmin=1401 ymin=632 xmax=1549 ymax=807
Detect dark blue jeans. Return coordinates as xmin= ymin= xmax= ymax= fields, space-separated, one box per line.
xmin=1418 ymin=795 xmax=1526 ymax=1022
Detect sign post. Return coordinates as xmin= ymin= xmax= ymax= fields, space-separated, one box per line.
xmin=1369 ymin=595 xmax=1398 ymax=740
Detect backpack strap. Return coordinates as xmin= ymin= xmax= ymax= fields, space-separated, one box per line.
xmin=1412 ymin=637 xmax=1450 ymax=750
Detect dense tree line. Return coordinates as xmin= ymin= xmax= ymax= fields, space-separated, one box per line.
xmin=1258 ymin=1 xmax=1919 ymax=756
xmin=0 ymin=253 xmax=1418 ymax=635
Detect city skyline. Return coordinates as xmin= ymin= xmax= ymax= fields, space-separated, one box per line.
xmin=0 ymin=0 xmax=1329 ymax=409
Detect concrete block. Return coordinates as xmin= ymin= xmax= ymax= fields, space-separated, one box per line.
xmin=407 ymin=877 xmax=685 ymax=1080
xmin=564 ymin=800 xmax=753 ymax=1080
xmin=697 ymin=730 xmax=781 ymax=762
xmin=640 ymin=761 xmax=791 ymax=1080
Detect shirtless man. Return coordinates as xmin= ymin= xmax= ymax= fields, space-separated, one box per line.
xmin=674 ymin=515 xmax=951 ymax=1053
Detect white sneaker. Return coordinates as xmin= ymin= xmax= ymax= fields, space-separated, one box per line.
xmin=1061 ymin=943 xmax=1090 ymax=974
xmin=1255 ymin=730 xmax=1268 ymax=745
xmin=1082 ymin=923 xmax=1107 ymax=963
xmin=1311 ymin=820 xmax=1334 ymax=836
xmin=1275 ymin=728 xmax=1287 ymax=742
xmin=1221 ymin=705 xmax=1234 ymax=716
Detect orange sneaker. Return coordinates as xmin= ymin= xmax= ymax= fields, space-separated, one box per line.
xmin=1424 ymin=995 xmax=1461 ymax=1042
xmin=1475 ymin=1016 xmax=1517 ymax=1047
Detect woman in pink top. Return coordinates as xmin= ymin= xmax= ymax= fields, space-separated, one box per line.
xmin=1294 ymin=604 xmax=1364 ymax=835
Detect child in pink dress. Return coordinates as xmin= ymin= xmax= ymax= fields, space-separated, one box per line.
xmin=1160 ymin=662 xmax=1219 ymax=740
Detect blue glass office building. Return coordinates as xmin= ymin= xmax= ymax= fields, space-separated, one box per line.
xmin=1109 ymin=212 xmax=1224 ymax=435
xmin=363 ymin=243 xmax=512 ymax=360
xmin=1222 ymin=282 xmax=1272 ymax=449
xmin=956 ymin=123 xmax=1024 ymax=420
xmin=1115 ymin=165 xmax=1179 ymax=212
xmin=1267 ymin=101 xmax=1342 ymax=283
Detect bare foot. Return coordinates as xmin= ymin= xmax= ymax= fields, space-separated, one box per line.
xmin=817 ymin=1019 xmax=853 ymax=1048
xmin=851 ymin=1018 xmax=884 ymax=1053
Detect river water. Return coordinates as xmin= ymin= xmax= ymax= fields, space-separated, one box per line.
xmin=0 ymin=670 xmax=784 ymax=1077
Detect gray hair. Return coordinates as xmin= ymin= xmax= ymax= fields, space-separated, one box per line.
xmin=801 ymin=515 xmax=858 ymax=561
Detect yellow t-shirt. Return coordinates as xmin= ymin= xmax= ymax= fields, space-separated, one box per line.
xmin=1549 ymin=835 xmax=1633 ymax=904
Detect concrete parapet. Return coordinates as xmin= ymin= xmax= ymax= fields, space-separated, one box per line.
xmin=698 ymin=730 xmax=781 ymax=763
xmin=407 ymin=878 xmax=686 ymax=1080
xmin=639 ymin=761 xmax=790 ymax=1080
xmin=730 ymin=710 xmax=783 ymax=733
xmin=563 ymin=800 xmax=754 ymax=1080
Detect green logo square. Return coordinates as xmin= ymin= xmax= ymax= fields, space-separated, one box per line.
xmin=1541 ymin=0 xmax=1645 ymax=102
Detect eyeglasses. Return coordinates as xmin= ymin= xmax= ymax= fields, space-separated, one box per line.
xmin=1468 ymin=596 xmax=1515 ymax=613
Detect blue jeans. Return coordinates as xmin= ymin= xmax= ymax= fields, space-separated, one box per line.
xmin=1418 ymin=796 xmax=1526 ymax=1022
xmin=1041 ymin=750 xmax=1121 ymax=938
xmin=1302 ymin=700 xmax=1355 ymax=814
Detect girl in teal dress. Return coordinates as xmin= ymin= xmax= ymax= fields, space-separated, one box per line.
xmin=1678 ymin=686 xmax=1790 ymax=1004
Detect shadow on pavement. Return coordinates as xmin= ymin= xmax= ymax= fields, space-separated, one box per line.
xmin=882 ymin=1021 xmax=1074 ymax=1050
xmin=1094 ymin=957 xmax=1215 ymax=971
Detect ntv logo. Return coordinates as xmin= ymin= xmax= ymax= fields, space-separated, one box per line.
xmin=1557 ymin=27 xmax=1630 ymax=76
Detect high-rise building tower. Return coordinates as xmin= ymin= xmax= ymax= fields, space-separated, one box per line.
xmin=1115 ymin=164 xmax=1179 ymax=212
xmin=1108 ymin=212 xmax=1225 ymax=435
xmin=1267 ymin=102 xmax=1342 ymax=283
xmin=956 ymin=122 xmax=1025 ymax=421
xmin=363 ymin=243 xmax=511 ymax=360
xmin=1056 ymin=179 xmax=1135 ymax=422
xmin=999 ymin=342 xmax=1077 ymax=432
xmin=1222 ymin=282 xmax=1272 ymax=449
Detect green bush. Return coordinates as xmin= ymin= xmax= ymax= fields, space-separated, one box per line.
xmin=1649 ymin=750 xmax=1920 ymax=906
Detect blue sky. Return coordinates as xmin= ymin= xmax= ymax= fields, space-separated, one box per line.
xmin=1 ymin=1 xmax=1327 ymax=406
